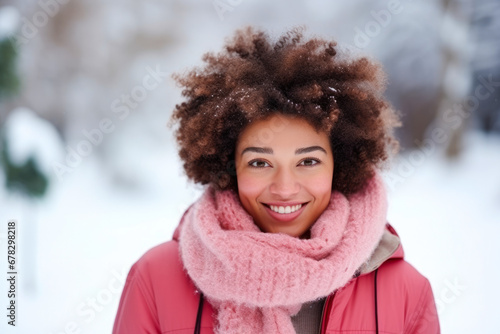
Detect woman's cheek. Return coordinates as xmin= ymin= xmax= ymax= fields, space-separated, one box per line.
xmin=237 ymin=172 xmax=265 ymax=201
xmin=305 ymin=173 xmax=333 ymax=198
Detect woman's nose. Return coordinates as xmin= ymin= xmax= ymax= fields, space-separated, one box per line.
xmin=269 ymin=167 xmax=300 ymax=198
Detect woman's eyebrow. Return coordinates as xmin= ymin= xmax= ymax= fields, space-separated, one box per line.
xmin=295 ymin=146 xmax=327 ymax=154
xmin=241 ymin=147 xmax=273 ymax=155
xmin=241 ymin=146 xmax=327 ymax=156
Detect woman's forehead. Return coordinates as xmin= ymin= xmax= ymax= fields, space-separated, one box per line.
xmin=236 ymin=114 xmax=329 ymax=150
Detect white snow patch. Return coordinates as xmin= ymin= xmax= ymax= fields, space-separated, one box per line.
xmin=2 ymin=108 xmax=64 ymax=177
xmin=0 ymin=6 xmax=19 ymax=40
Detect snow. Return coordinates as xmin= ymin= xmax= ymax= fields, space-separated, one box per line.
xmin=2 ymin=108 xmax=65 ymax=177
xmin=0 ymin=6 xmax=19 ymax=40
xmin=0 ymin=128 xmax=499 ymax=333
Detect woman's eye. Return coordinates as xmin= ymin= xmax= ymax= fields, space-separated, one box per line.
xmin=249 ymin=160 xmax=270 ymax=168
xmin=299 ymin=158 xmax=320 ymax=166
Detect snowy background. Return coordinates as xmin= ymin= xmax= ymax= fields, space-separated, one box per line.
xmin=0 ymin=0 xmax=499 ymax=333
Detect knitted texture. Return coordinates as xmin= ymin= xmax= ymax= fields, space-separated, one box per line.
xmin=179 ymin=173 xmax=388 ymax=334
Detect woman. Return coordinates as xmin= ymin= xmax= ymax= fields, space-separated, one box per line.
xmin=112 ymin=27 xmax=440 ymax=334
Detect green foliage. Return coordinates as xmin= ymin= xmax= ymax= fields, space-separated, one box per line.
xmin=0 ymin=135 xmax=49 ymax=198
xmin=0 ymin=36 xmax=48 ymax=198
xmin=0 ymin=37 xmax=20 ymax=100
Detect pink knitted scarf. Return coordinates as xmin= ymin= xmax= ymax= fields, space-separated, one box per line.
xmin=179 ymin=174 xmax=388 ymax=334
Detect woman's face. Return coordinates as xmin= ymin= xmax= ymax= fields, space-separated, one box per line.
xmin=235 ymin=114 xmax=334 ymax=237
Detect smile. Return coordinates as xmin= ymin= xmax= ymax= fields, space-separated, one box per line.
xmin=269 ymin=204 xmax=302 ymax=214
xmin=262 ymin=202 xmax=308 ymax=223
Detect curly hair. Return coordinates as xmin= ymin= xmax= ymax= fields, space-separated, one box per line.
xmin=170 ymin=27 xmax=401 ymax=195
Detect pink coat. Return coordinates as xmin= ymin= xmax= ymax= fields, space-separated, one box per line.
xmin=113 ymin=222 xmax=440 ymax=333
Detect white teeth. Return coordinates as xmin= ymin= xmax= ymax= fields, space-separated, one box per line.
xmin=269 ymin=204 xmax=302 ymax=214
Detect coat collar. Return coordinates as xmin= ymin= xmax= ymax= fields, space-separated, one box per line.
xmin=358 ymin=223 xmax=404 ymax=275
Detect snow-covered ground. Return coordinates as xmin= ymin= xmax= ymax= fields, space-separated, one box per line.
xmin=0 ymin=127 xmax=499 ymax=333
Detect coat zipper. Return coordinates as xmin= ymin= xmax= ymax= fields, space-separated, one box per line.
xmin=319 ymin=292 xmax=335 ymax=334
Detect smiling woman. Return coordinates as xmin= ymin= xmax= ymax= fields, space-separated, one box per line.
xmin=235 ymin=114 xmax=334 ymax=237
xmin=112 ymin=27 xmax=440 ymax=334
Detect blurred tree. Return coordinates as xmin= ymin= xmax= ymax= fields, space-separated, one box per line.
xmin=371 ymin=0 xmax=472 ymax=157
xmin=0 ymin=37 xmax=20 ymax=101
xmin=436 ymin=0 xmax=472 ymax=158
xmin=470 ymin=0 xmax=500 ymax=134
xmin=0 ymin=6 xmax=48 ymax=198
xmin=0 ymin=8 xmax=47 ymax=293
xmin=0 ymin=136 xmax=49 ymax=198
xmin=1 ymin=28 xmax=49 ymax=197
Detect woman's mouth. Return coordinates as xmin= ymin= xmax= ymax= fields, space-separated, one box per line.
xmin=263 ymin=202 xmax=308 ymax=222
xmin=269 ymin=204 xmax=302 ymax=214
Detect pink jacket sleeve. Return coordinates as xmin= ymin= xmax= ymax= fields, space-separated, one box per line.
xmin=112 ymin=263 xmax=161 ymax=334
xmin=406 ymin=279 xmax=440 ymax=334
